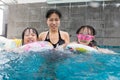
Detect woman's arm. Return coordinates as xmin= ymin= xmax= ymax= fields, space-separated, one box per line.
xmin=59 ymin=31 xmax=70 ymax=48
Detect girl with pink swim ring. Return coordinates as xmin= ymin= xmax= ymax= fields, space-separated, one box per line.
xmin=21 ymin=27 xmax=51 ymax=52
xmin=14 ymin=27 xmax=53 ymax=52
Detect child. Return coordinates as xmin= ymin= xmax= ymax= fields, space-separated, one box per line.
xmin=22 ymin=27 xmax=38 ymax=45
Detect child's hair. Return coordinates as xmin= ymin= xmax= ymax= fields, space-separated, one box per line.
xmin=76 ymin=25 xmax=96 ymax=36
xmin=22 ymin=27 xmax=38 ymax=45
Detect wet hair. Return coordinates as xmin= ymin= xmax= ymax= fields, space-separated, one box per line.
xmin=22 ymin=27 xmax=38 ymax=45
xmin=76 ymin=25 xmax=96 ymax=36
xmin=46 ymin=9 xmax=62 ymax=19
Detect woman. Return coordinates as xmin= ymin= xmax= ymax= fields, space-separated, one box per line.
xmin=22 ymin=27 xmax=38 ymax=45
xmin=39 ymin=9 xmax=70 ymax=48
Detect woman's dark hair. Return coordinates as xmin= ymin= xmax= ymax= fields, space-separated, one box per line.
xmin=22 ymin=27 xmax=38 ymax=45
xmin=46 ymin=9 xmax=62 ymax=19
xmin=76 ymin=25 xmax=96 ymax=36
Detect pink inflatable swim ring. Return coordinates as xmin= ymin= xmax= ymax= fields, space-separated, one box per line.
xmin=21 ymin=41 xmax=53 ymax=52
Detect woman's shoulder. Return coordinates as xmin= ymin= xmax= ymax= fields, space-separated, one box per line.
xmin=60 ymin=31 xmax=69 ymax=36
xmin=39 ymin=31 xmax=48 ymax=40
xmin=39 ymin=31 xmax=48 ymax=36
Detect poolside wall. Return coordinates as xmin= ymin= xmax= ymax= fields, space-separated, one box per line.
xmin=6 ymin=2 xmax=120 ymax=46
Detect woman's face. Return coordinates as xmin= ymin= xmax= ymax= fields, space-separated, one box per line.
xmin=47 ymin=13 xmax=60 ymax=31
xmin=78 ymin=27 xmax=94 ymax=45
xmin=24 ymin=29 xmax=38 ymax=45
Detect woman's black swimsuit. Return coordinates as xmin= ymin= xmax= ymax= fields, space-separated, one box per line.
xmin=45 ymin=31 xmax=65 ymax=48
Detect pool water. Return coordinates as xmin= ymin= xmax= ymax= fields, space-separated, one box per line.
xmin=0 ymin=47 xmax=120 ymax=80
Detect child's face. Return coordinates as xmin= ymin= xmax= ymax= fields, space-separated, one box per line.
xmin=24 ymin=29 xmax=38 ymax=45
xmin=77 ymin=27 xmax=94 ymax=45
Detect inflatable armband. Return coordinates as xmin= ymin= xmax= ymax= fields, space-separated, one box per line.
xmin=13 ymin=39 xmax=22 ymax=47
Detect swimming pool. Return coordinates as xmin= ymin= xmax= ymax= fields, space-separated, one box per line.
xmin=0 ymin=46 xmax=120 ymax=80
